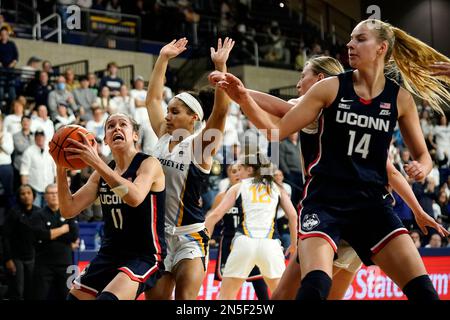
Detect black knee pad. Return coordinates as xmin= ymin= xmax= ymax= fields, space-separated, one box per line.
xmin=296 ymin=270 xmax=332 ymax=301
xmin=96 ymin=291 xmax=119 ymax=300
xmin=403 ymin=275 xmax=439 ymax=301
xmin=66 ymin=293 xmax=79 ymax=300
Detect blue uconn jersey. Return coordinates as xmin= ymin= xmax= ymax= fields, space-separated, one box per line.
xmin=98 ymin=153 xmax=166 ymax=262
xmin=303 ymin=71 xmax=399 ymax=208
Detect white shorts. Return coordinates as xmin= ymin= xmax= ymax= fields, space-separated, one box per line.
xmin=164 ymin=228 xmax=210 ymax=273
xmin=222 ymin=235 xmax=286 ymax=279
xmin=334 ymin=240 xmax=362 ymax=274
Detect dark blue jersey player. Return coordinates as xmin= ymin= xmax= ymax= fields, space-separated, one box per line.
xmin=210 ymin=19 xmax=450 ymax=301
xmin=56 ymin=113 xmax=166 ymax=300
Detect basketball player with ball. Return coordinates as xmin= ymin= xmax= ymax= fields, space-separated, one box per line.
xmin=52 ymin=114 xmax=167 ymax=300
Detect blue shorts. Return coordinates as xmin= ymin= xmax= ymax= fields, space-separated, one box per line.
xmin=74 ymin=252 xmax=164 ymax=298
xmin=298 ymin=203 xmax=408 ymax=266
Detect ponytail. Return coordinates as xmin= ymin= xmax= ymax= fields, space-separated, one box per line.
xmin=390 ymin=27 xmax=450 ymax=114
xmin=361 ymin=19 xmax=450 ymax=114
xmin=241 ymin=153 xmax=275 ymax=194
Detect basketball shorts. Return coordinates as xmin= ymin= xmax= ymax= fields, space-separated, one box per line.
xmin=164 ymin=228 xmax=210 ymax=273
xmin=222 ymin=235 xmax=286 ymax=279
xmin=215 ymin=235 xmax=263 ymax=281
xmin=73 ymin=252 xmax=164 ymax=298
xmin=298 ymin=204 xmax=408 ymax=266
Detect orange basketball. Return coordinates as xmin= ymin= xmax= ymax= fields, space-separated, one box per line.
xmin=49 ymin=125 xmax=96 ymax=170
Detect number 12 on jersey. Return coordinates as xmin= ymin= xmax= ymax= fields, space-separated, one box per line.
xmin=347 ymin=130 xmax=371 ymax=159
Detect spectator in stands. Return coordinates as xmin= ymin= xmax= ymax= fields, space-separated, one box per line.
xmin=87 ymin=72 xmax=99 ymax=96
xmin=263 ymin=21 xmax=290 ymax=64
xmin=96 ymin=85 xmax=113 ymax=113
xmin=274 ymin=169 xmax=293 ymax=251
xmin=64 ymin=68 xmax=80 ymax=92
xmin=86 ymin=106 xmax=106 ymax=141
xmin=99 ymin=62 xmax=123 ymax=97
xmin=12 ymin=115 xmax=33 ymax=190
xmin=0 ymin=26 xmax=18 ymax=111
xmin=218 ymin=0 xmax=235 ymax=36
xmin=30 ymin=105 xmax=54 ymax=143
xmin=279 ymin=132 xmax=303 ymax=207
xmin=0 ymin=116 xmax=14 ymax=212
xmin=54 ymin=101 xmax=76 ymax=130
xmin=437 ymin=191 xmax=449 ymax=226
xmin=2 ymin=184 xmax=40 ymax=300
xmin=77 ymin=0 xmax=93 ymax=8
xmin=32 ymin=183 xmax=79 ymax=300
xmin=20 ymin=56 xmax=41 ymax=85
xmin=20 ymin=130 xmax=56 ymax=207
xmin=73 ymin=75 xmax=97 ymax=120
xmin=27 ymin=71 xmax=53 ymax=108
xmin=42 ymin=60 xmax=55 ymax=77
xmin=130 ymin=75 xmax=150 ymax=124
xmin=110 ymin=84 xmax=135 ymax=115
xmin=433 ymin=115 xmax=450 ymax=166
xmin=0 ymin=14 xmax=14 ymax=35
xmin=425 ymin=234 xmax=443 ymax=248
xmin=410 ymin=230 xmax=422 ymax=249
xmin=48 ymin=76 xmax=78 ymax=119
xmin=232 ymin=23 xmax=257 ymax=64
xmin=177 ymin=0 xmax=200 ymax=44
xmin=3 ymin=99 xmax=24 ymax=135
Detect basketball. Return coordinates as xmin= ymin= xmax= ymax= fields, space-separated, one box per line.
xmin=49 ymin=125 xmax=96 ymax=170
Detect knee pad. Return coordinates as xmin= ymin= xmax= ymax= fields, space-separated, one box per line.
xmin=403 ymin=275 xmax=439 ymax=301
xmin=96 ymin=291 xmax=119 ymax=300
xmin=66 ymin=293 xmax=79 ymax=300
xmin=296 ymin=270 xmax=332 ymax=301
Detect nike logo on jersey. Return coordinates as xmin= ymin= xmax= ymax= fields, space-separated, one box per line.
xmin=382 ymin=193 xmax=390 ymax=199
xmin=340 ymin=98 xmax=354 ymax=103
xmin=101 ymin=181 xmax=108 ymax=187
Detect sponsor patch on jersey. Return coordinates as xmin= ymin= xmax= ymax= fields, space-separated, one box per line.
xmin=380 ymin=102 xmax=391 ymax=109
xmin=379 ymin=109 xmax=391 ymax=116
xmin=302 ymin=213 xmax=320 ymax=231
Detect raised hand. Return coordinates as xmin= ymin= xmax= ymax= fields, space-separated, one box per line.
xmin=210 ymin=37 xmax=235 ymax=67
xmin=208 ymin=72 xmax=249 ymax=104
xmin=160 ymin=38 xmax=188 ymax=60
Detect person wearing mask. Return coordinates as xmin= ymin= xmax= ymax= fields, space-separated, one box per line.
xmin=12 ymin=115 xmax=33 ymax=190
xmin=0 ymin=26 xmax=18 ymax=110
xmin=20 ymin=130 xmax=56 ymax=207
xmin=32 ymin=184 xmax=79 ymax=300
xmin=47 ymin=76 xmax=78 ymax=119
xmin=3 ymin=185 xmax=41 ymax=300
xmin=0 ymin=116 xmax=14 ymax=212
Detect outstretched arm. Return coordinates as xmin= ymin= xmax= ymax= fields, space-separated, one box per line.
xmin=194 ymin=38 xmax=235 ymax=170
xmin=386 ymin=161 xmax=449 ymax=238
xmin=205 ymin=183 xmax=240 ymax=236
xmin=146 ymin=38 xmax=188 ymax=138
xmin=208 ymin=72 xmax=337 ymax=140
xmin=247 ymin=89 xmax=295 ymax=118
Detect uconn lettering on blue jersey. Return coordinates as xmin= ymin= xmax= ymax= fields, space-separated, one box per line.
xmin=307 ymin=71 xmax=399 ymax=186
xmin=98 ymin=153 xmax=166 ymax=262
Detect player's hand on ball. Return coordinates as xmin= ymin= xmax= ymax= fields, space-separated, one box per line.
xmin=64 ymin=131 xmax=99 ymax=168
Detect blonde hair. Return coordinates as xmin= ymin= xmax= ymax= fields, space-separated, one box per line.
xmin=305 ymin=56 xmax=345 ymax=77
xmin=360 ymin=19 xmax=450 ymax=114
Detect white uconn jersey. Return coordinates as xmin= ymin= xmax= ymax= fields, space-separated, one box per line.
xmin=236 ymin=178 xmax=281 ymax=238
xmin=152 ymin=133 xmax=210 ymax=229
